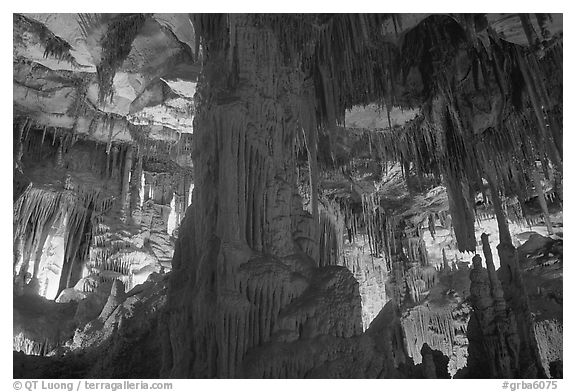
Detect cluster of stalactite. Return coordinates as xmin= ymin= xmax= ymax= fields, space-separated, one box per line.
xmin=317 ymin=201 xmax=344 ymax=268
xmin=403 ymin=264 xmax=437 ymax=303
xmin=335 ymin=118 xmax=558 ymax=239
xmin=358 ymin=193 xmax=431 ymax=270
xmin=313 ymin=183 xmax=442 ymax=286
xmin=311 ymin=188 xmax=435 ymax=274
xmin=14 ymin=117 xmax=134 ymax=180
xmin=13 ymin=118 xmax=186 ymax=299
xmin=84 ymin=110 xmax=194 ymax=166
xmin=226 ymin=14 xmax=401 ymax=131
xmin=452 ymin=40 xmax=558 ymax=246
xmin=90 ymin=13 xmax=149 ymax=103
xmin=361 ymin=193 xmax=384 ymax=257
xmin=13 ymin=14 xmax=78 ymax=65
xmin=343 ymin=107 xmax=560 ymax=251
xmin=385 ymin=259 xmax=439 ymax=309
xmin=141 ymin=171 xmax=193 ymax=219
xmin=143 ymin=173 xmax=175 ymax=206
xmin=303 ymin=15 xmax=562 ymax=252
xmin=401 ymin=308 xmax=462 ymax=365
xmin=293 ymin=175 xmax=463 ymax=341
xmin=309 ymin=143 xmax=444 ymax=274
xmin=129 ymin=125 xmax=195 ymax=162
xmin=82 ymin=165 xmax=190 ymax=294
xmin=87 ymin=247 xmax=133 ymax=277
xmin=15 ymin=107 xmax=193 ymax=169
xmin=13 ymin=183 xmax=113 ymax=296
xmin=13 ymin=332 xmax=57 ymax=357
xmin=376 ymin=250 xmax=474 ymax=375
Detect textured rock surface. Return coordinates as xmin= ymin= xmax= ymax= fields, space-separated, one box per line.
xmin=13 ymin=13 xmax=562 ymax=380
xmin=465 ymin=232 xmax=562 ymax=378
xmin=517 ymin=235 xmax=563 ymax=378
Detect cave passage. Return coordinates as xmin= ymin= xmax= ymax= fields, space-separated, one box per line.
xmin=12 ymin=12 xmax=563 ymax=380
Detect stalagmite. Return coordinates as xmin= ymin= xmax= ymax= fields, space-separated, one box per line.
xmin=480 ymin=233 xmax=507 ymax=315
xmin=98 ymin=279 xmax=126 ymax=321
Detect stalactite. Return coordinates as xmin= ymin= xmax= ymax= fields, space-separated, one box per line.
xmin=303 ymin=121 xmax=320 ymax=261
xmin=530 ymin=168 xmax=554 ymax=235
xmin=443 ymin=169 xmax=476 ymax=252
xmin=31 ymin=211 xmax=59 ymax=280
xmin=14 ymin=181 xmax=112 ymax=298
xmin=516 ymin=46 xmax=562 ymax=170
xmin=486 ymin=174 xmax=512 ymax=244
xmin=96 ymin=14 xmax=148 ymax=103
xmin=519 ymin=14 xmax=539 ymax=48
xmin=400 ymin=307 xmax=460 ymax=365
xmin=129 ymin=150 xmax=143 ymax=220
xmin=40 ymin=125 xmax=47 ymax=146
xmin=23 ymin=117 xmax=33 ymax=143
xmin=15 ymin=118 xmax=28 ymax=170
xmin=13 ymin=332 xmax=59 ymax=357
xmin=120 ymin=145 xmax=133 ymax=220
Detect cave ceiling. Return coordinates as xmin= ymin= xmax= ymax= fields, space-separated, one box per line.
xmin=14 ymin=13 xmax=562 ymax=142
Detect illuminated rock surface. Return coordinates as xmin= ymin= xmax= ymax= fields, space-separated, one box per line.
xmin=13 ymin=13 xmax=562 ymax=379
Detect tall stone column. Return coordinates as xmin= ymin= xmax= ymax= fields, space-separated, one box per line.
xmin=163 ymin=15 xmax=317 ymax=378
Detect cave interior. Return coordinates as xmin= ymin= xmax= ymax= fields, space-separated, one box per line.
xmin=12 ymin=13 xmax=563 ymax=379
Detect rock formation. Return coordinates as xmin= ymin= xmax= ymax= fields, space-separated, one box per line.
xmin=12 ymin=13 xmax=562 ymax=379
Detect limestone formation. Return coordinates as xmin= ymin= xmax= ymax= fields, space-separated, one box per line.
xmin=12 ymin=12 xmax=562 ymax=380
